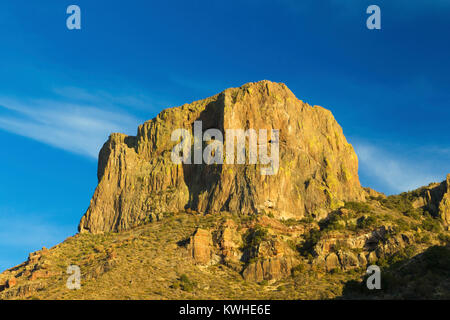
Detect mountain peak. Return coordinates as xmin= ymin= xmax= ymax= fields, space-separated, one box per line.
xmin=79 ymin=81 xmax=365 ymax=234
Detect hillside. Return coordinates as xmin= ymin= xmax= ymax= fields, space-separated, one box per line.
xmin=1 ymin=81 xmax=449 ymax=300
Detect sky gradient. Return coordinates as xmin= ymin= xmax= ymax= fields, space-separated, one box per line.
xmin=0 ymin=0 xmax=449 ymax=271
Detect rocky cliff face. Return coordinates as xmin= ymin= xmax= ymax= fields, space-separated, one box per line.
xmin=411 ymin=174 xmax=450 ymax=227
xmin=79 ymin=81 xmax=365 ymax=234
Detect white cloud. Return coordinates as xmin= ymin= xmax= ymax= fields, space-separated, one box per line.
xmin=0 ymin=95 xmax=142 ymax=159
xmin=52 ymin=86 xmax=157 ymax=111
xmin=353 ymin=141 xmax=443 ymax=194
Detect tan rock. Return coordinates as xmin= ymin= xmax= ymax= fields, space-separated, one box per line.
xmin=217 ymin=219 xmax=242 ymax=263
xmin=357 ymin=252 xmax=367 ymax=267
xmin=364 ymin=187 xmax=386 ymax=199
xmin=407 ymin=174 xmax=450 ymax=226
xmin=78 ymin=80 xmax=365 ymax=233
xmin=189 ymin=228 xmax=213 ymax=265
xmin=325 ymin=253 xmax=340 ymax=271
xmin=337 ymin=250 xmax=359 ymax=270
xmin=438 ymin=174 xmax=450 ymax=226
xmin=6 ymin=277 xmax=17 ymax=289
xmin=30 ymin=270 xmax=55 ymax=281
xmin=367 ymin=251 xmax=378 ymax=264
xmin=242 ymin=257 xmax=294 ymax=282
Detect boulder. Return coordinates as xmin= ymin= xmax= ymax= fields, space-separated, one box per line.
xmin=188 ymin=228 xmax=214 ymax=265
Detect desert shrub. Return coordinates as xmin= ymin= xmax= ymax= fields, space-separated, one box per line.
xmin=356 ymin=215 xmax=378 ymax=229
xmin=241 ymin=225 xmax=269 ymax=251
xmin=419 ymin=234 xmax=431 ymax=244
xmin=286 ymin=239 xmax=297 ymax=251
xmin=403 ymin=208 xmax=422 ymax=220
xmin=280 ymin=218 xmax=301 ymax=227
xmin=179 ymin=274 xmax=195 ymax=292
xmin=291 ymin=263 xmax=307 ymax=276
xmin=331 ymin=240 xmax=350 ymax=252
xmin=297 ymin=229 xmax=321 ymax=257
xmin=162 ymin=212 xmax=175 ymax=218
xmin=394 ymin=218 xmax=411 ymax=232
xmin=319 ymin=212 xmax=345 ymax=231
xmin=277 ymin=284 xmax=288 ymax=291
xmin=240 ymin=214 xmax=258 ymax=224
xmin=421 ymin=217 xmax=442 ymax=232
xmin=344 ymin=201 xmax=371 ymax=213
xmin=438 ymin=233 xmax=450 ymax=243
xmin=382 ymin=246 xmax=417 ymax=268
xmin=300 ymin=215 xmax=315 ymax=223
xmin=381 ymin=194 xmax=414 ymax=214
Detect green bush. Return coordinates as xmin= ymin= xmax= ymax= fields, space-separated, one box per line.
xmin=331 ymin=240 xmax=349 ymax=252
xmin=297 ymin=229 xmax=321 ymax=257
xmin=438 ymin=233 xmax=450 ymax=243
xmin=381 ymin=194 xmax=416 ymax=214
xmin=300 ymin=215 xmax=315 ymax=223
xmin=403 ymin=208 xmax=422 ymax=220
xmin=356 ymin=215 xmax=377 ymax=229
xmin=242 ymin=225 xmax=269 ymax=250
xmin=319 ymin=211 xmax=349 ymax=231
xmin=420 ymin=234 xmax=431 ymax=244
xmin=258 ymin=280 xmax=268 ymax=286
xmin=394 ymin=218 xmax=411 ymax=232
xmin=280 ymin=218 xmax=301 ymax=227
xmin=291 ymin=263 xmax=306 ymax=276
xmin=179 ymin=274 xmax=195 ymax=292
xmin=421 ymin=217 xmax=442 ymax=233
xmin=344 ymin=201 xmax=371 ymax=213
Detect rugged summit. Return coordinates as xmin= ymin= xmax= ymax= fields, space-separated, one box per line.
xmin=79 ymin=81 xmax=365 ymax=234
xmin=2 ymin=81 xmax=450 ymax=300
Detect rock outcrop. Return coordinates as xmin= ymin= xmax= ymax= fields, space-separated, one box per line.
xmin=410 ymin=174 xmax=450 ymax=227
xmin=241 ymin=239 xmax=299 ymax=282
xmin=79 ymin=81 xmax=365 ymax=233
xmin=188 ymin=228 xmax=214 ymax=265
xmin=242 ymin=257 xmax=296 ymax=282
xmin=311 ymin=225 xmax=418 ymax=272
xmin=438 ymin=175 xmax=450 ymax=226
xmin=216 ymin=219 xmax=243 ymax=268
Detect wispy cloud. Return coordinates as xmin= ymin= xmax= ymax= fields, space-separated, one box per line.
xmin=52 ymin=86 xmax=161 ymax=111
xmin=0 ymin=92 xmax=143 ymax=159
xmin=353 ymin=141 xmax=444 ymax=194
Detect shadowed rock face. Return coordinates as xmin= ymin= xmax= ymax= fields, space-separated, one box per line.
xmin=78 ymin=80 xmax=365 ymax=234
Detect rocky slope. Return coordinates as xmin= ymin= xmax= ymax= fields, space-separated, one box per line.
xmin=1 ymin=200 xmax=449 ymax=299
xmin=1 ymin=81 xmax=449 ymax=299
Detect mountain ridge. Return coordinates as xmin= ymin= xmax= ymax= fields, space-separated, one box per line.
xmin=1 ymin=80 xmax=449 ymax=299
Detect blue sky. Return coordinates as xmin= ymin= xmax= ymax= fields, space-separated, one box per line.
xmin=0 ymin=0 xmax=449 ymax=271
